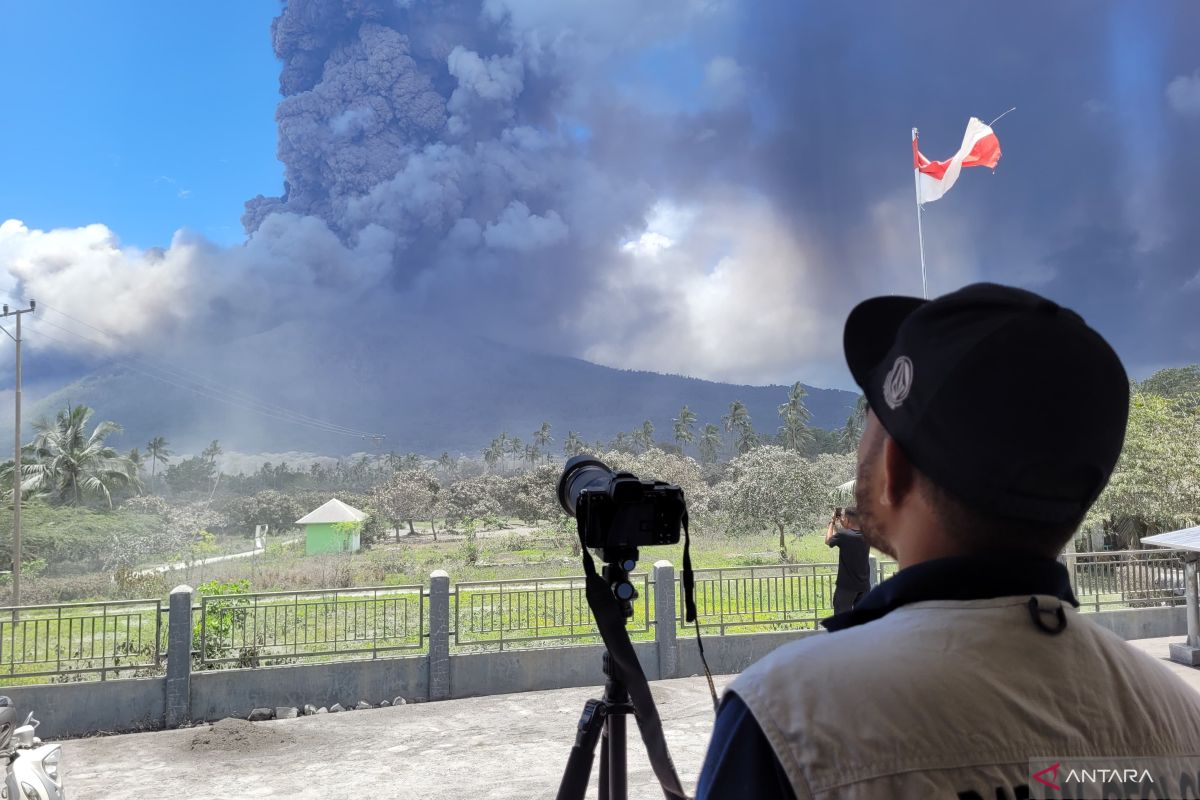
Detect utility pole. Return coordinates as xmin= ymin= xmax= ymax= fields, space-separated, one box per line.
xmin=2 ymin=299 xmax=35 ymax=611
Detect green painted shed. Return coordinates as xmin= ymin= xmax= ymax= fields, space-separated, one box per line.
xmin=297 ymin=498 xmax=368 ymax=555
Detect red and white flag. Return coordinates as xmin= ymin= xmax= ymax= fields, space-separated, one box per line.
xmin=912 ymin=117 xmax=1002 ymax=203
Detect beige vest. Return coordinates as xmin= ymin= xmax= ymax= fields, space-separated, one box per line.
xmin=732 ymin=597 xmax=1200 ymax=799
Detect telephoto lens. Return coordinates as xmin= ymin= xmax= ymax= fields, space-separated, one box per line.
xmin=557 ymin=455 xmax=615 ymax=518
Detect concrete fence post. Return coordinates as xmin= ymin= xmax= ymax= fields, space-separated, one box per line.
xmin=868 ymin=556 xmax=879 ymax=589
xmin=653 ymin=560 xmax=677 ymax=680
xmin=165 ymin=584 xmax=194 ymax=728
xmin=428 ymin=570 xmax=451 ymax=700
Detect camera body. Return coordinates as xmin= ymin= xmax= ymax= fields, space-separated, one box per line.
xmin=578 ymin=476 xmax=685 ymax=550
xmin=558 ymin=456 xmax=685 ymax=550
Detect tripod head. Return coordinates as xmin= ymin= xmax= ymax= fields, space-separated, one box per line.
xmin=597 ymin=547 xmax=639 ymax=620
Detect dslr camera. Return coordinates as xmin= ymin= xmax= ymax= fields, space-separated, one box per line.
xmin=556 ymin=456 xmax=685 ymax=550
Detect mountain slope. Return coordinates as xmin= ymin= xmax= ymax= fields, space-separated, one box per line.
xmin=21 ymin=321 xmax=859 ymax=457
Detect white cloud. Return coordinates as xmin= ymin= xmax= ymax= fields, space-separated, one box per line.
xmin=0 ymin=214 xmax=396 ymax=358
xmin=1167 ymin=70 xmax=1200 ymax=116
xmin=704 ymin=56 xmax=746 ymax=106
xmin=0 ymin=219 xmax=196 ymax=352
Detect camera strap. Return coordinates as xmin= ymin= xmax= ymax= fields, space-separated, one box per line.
xmin=680 ymin=512 xmax=719 ymax=712
xmin=577 ymin=520 xmax=689 ymax=800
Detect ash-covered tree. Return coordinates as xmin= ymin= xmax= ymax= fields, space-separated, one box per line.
xmin=11 ymin=404 xmax=142 ymax=508
xmin=509 ymin=465 xmax=561 ymax=525
xmin=777 ymin=383 xmax=814 ymax=453
xmin=164 ymin=456 xmax=217 ymax=495
xmin=444 ymin=474 xmax=507 ymax=529
xmin=715 ymin=446 xmax=851 ymax=560
xmin=634 ymin=420 xmax=655 ymax=453
xmin=699 ymin=423 xmax=722 ymax=465
xmin=563 ymin=431 xmax=586 ymax=458
xmin=220 ymin=491 xmax=306 ymax=537
xmin=533 ymin=422 xmax=553 ymax=464
xmin=673 ymin=406 xmax=697 ymax=452
xmin=724 ymin=400 xmax=759 ymax=455
xmin=373 ymin=469 xmax=442 ymax=539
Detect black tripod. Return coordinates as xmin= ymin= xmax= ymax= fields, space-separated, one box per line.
xmin=556 ymin=553 xmax=687 ymax=800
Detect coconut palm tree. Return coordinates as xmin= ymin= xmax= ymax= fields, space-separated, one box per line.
xmin=563 ymin=431 xmax=586 ymax=457
xmin=723 ymin=400 xmax=758 ymax=454
xmin=673 ymin=406 xmax=697 ymax=451
xmin=201 ymin=439 xmax=223 ymax=465
xmin=635 ymin=420 xmax=655 ymax=453
xmin=533 ymin=422 xmax=553 ymax=464
xmin=699 ymin=423 xmax=722 ymax=464
xmin=146 ymin=436 xmax=172 ymax=479
xmin=18 ymin=404 xmax=141 ymax=508
xmin=778 ymin=382 xmax=815 ymax=453
xmin=838 ymin=395 xmax=869 ymax=453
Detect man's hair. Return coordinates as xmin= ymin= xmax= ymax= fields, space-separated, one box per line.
xmin=916 ymin=470 xmax=1080 ymax=558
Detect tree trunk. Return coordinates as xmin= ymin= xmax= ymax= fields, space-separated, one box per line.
xmin=777 ymin=523 xmax=788 ymax=561
xmin=407 ymin=519 xmax=415 ymax=535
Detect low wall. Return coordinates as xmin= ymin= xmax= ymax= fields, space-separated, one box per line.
xmin=451 ymin=642 xmax=658 ymax=698
xmin=676 ymin=629 xmax=823 ymax=678
xmin=190 ymin=655 xmax=429 ymax=723
xmin=2 ymin=677 xmax=164 ymax=738
xmin=1085 ymin=604 xmax=1187 ymax=640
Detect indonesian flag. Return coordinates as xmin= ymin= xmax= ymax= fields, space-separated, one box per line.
xmin=912 ymin=117 xmax=1002 ymax=203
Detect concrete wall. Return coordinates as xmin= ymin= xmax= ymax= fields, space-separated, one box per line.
xmin=191 ymin=655 xmax=428 ymax=722
xmin=1 ymin=677 xmax=164 ymax=738
xmin=450 ymin=642 xmax=658 ymax=698
xmin=1085 ymin=604 xmax=1187 ymax=640
xmin=676 ymin=629 xmax=824 ymax=678
xmin=303 ymin=522 xmax=360 ymax=555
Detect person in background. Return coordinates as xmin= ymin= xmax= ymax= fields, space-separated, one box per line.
xmin=825 ymin=507 xmax=869 ymax=614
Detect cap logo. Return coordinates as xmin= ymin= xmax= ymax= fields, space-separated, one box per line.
xmin=883 ymin=356 xmax=913 ymax=410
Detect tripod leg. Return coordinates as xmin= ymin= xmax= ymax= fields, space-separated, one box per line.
xmin=556 ymin=699 xmax=607 ymax=800
xmin=599 ymin=724 xmax=609 ymax=800
xmin=607 ymin=709 xmax=627 ymax=800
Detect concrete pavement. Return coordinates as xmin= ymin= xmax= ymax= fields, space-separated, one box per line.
xmin=59 ymin=637 xmax=1200 ymax=800
xmin=63 ymin=675 xmax=731 ymax=800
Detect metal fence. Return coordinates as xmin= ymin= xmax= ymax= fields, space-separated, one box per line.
xmin=196 ymin=586 xmax=424 ymax=668
xmin=0 ymin=599 xmax=163 ymax=682
xmin=680 ymin=564 xmax=841 ymax=634
xmin=1063 ymin=549 xmax=1187 ymax=611
xmin=452 ymin=574 xmax=652 ymax=650
xmin=3 ymin=549 xmax=1189 ymax=683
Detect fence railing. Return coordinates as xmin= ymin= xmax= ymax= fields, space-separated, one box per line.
xmin=681 ymin=564 xmax=842 ymax=634
xmin=452 ymin=574 xmax=652 ymax=651
xmin=1063 ymin=549 xmax=1188 ymax=611
xmin=0 ymin=599 xmax=163 ymax=682
xmin=2 ymin=549 xmax=1189 ymax=684
xmin=196 ymin=586 xmax=424 ymax=668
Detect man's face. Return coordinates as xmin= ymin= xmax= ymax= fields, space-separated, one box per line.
xmin=854 ymin=409 xmax=896 ymax=558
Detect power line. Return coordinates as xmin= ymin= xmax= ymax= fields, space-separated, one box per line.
xmin=21 ymin=317 xmax=385 ymax=442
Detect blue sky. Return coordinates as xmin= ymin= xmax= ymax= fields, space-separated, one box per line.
xmin=0 ymin=0 xmax=1197 ymax=393
xmin=0 ymin=1 xmax=282 ymax=247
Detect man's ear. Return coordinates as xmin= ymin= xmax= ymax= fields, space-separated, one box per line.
xmin=880 ymin=436 xmax=917 ymax=508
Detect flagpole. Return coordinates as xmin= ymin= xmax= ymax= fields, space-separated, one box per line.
xmin=912 ymin=127 xmax=928 ymax=299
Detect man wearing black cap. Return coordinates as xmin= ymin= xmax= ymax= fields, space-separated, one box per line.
xmin=696 ymin=283 xmax=1200 ymax=799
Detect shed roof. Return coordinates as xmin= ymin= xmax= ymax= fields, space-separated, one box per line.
xmin=296 ymin=498 xmax=368 ymax=525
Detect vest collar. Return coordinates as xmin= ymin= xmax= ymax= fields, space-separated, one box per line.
xmin=821 ymin=553 xmax=1079 ymax=632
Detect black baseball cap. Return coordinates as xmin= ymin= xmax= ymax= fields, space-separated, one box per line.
xmin=843 ymin=283 xmax=1129 ymax=525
